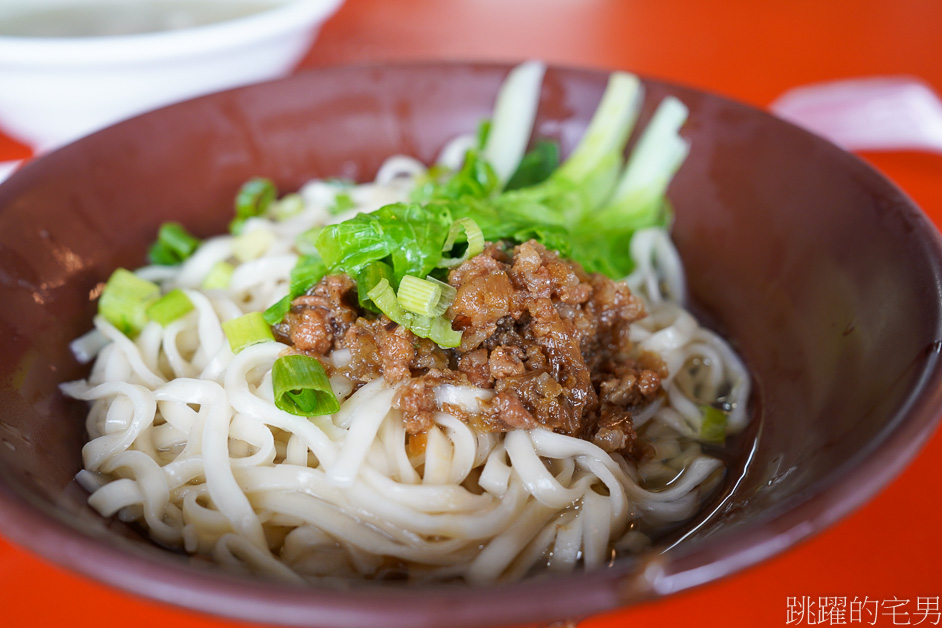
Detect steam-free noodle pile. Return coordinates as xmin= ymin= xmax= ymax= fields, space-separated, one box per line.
xmin=62 ymin=63 xmax=750 ymax=585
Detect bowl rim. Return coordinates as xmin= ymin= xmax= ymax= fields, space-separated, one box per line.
xmin=1 ymin=59 xmax=942 ymax=627
xmin=0 ymin=0 xmax=344 ymax=65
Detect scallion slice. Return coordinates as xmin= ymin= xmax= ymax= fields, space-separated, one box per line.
xmin=233 ymin=228 xmax=275 ymax=262
xmin=98 ymin=268 xmax=160 ymax=337
xmin=366 ymin=277 xmax=462 ymax=347
xmin=426 ymin=276 xmax=457 ymax=317
xmin=230 ymin=177 xmax=276 ymax=234
xmin=427 ymin=315 xmax=462 ymax=347
xmin=146 ymin=289 xmax=194 ymax=326
xmin=272 ymin=354 xmax=340 ymax=416
xmin=202 ymin=261 xmax=234 ymax=290
xmin=397 ymin=275 xmax=442 ymax=316
xmin=271 ymin=193 xmax=304 ymax=221
xmin=408 ymin=314 xmax=462 ymax=348
xmin=409 ymin=314 xmax=432 ymax=338
xmin=700 ymin=405 xmax=728 ymax=444
xmin=440 ymin=217 xmax=485 ymax=267
xmin=367 ymin=278 xmax=410 ymax=326
xmin=221 ymin=311 xmax=275 ymax=353
xmin=148 ymin=222 xmax=201 ymax=266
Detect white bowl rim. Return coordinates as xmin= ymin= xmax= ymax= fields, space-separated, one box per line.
xmin=0 ymin=0 xmax=344 ymax=66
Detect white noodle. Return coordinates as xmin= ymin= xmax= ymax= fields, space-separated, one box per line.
xmin=61 ymin=151 xmax=751 ymax=585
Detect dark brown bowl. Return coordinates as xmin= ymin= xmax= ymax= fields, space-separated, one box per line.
xmin=1 ymin=62 xmax=941 ymax=628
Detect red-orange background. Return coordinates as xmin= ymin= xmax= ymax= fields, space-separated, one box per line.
xmin=1 ymin=1 xmax=941 ymax=626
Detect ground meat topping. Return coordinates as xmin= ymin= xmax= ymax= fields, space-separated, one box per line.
xmin=273 ymin=274 xmax=358 ymax=353
xmin=281 ymin=240 xmax=665 ymax=456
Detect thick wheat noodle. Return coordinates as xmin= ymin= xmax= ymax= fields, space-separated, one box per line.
xmin=63 ymin=153 xmax=750 ymax=584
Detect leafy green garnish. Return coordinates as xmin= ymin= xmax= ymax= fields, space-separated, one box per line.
xmin=290 ymin=254 xmax=328 ymax=297
xmin=475 ymin=119 xmax=492 ymax=150
xmin=355 ymin=261 xmax=395 ymax=313
xmin=262 ymin=254 xmax=328 ymax=325
xmin=295 ymin=226 xmax=322 ymax=256
xmin=412 ymin=150 xmax=499 ymax=203
xmin=397 ymin=70 xmax=685 ymax=278
xmin=504 ymin=140 xmax=559 ymax=191
xmin=315 ymin=202 xmax=454 ymax=288
xmin=258 ymin=68 xmax=691 ymax=348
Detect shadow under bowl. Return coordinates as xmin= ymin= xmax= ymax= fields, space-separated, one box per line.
xmin=0 ymin=62 xmax=941 ymax=628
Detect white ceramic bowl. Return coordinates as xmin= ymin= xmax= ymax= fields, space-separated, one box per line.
xmin=0 ymin=0 xmax=344 ymax=151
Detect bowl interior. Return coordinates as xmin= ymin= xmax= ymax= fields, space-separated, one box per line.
xmin=1 ymin=63 xmax=941 ymax=627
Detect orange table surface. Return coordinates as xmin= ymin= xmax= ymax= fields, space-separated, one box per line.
xmin=2 ymin=1 xmax=942 ymax=626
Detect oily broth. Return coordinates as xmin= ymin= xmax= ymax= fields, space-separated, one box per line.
xmin=0 ymin=1 xmax=280 ymax=38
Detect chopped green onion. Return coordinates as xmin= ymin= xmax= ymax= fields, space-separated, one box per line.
xmin=146 ymin=289 xmax=194 ymax=326
xmin=700 ymin=405 xmax=728 ymax=444
xmin=426 ymin=315 xmax=462 ymax=347
xmin=426 ymin=276 xmax=457 ymax=317
xmin=230 ymin=177 xmax=276 ymax=234
xmin=98 ymin=268 xmax=160 ymax=337
xmin=397 ymin=275 xmax=443 ymax=316
xmin=202 ymin=261 xmax=234 ymax=290
xmin=440 ymin=217 xmax=485 ymax=267
xmin=411 ymin=314 xmax=462 ymax=348
xmin=272 ymin=354 xmax=340 ymax=416
xmin=328 ymin=191 xmax=355 ymax=215
xmin=366 ymin=278 xmax=462 ymax=348
xmin=271 ymin=193 xmax=305 ymax=221
xmin=263 ymin=295 xmax=292 ymax=326
xmin=233 ymin=228 xmax=275 ymax=262
xmin=409 ymin=314 xmax=432 ymax=338
xmin=366 ymin=278 xmax=410 ymax=326
xmin=148 ymin=222 xmax=201 ymax=266
xmin=355 ymin=261 xmax=395 ymax=312
xmin=221 ymin=311 xmax=275 ymax=353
